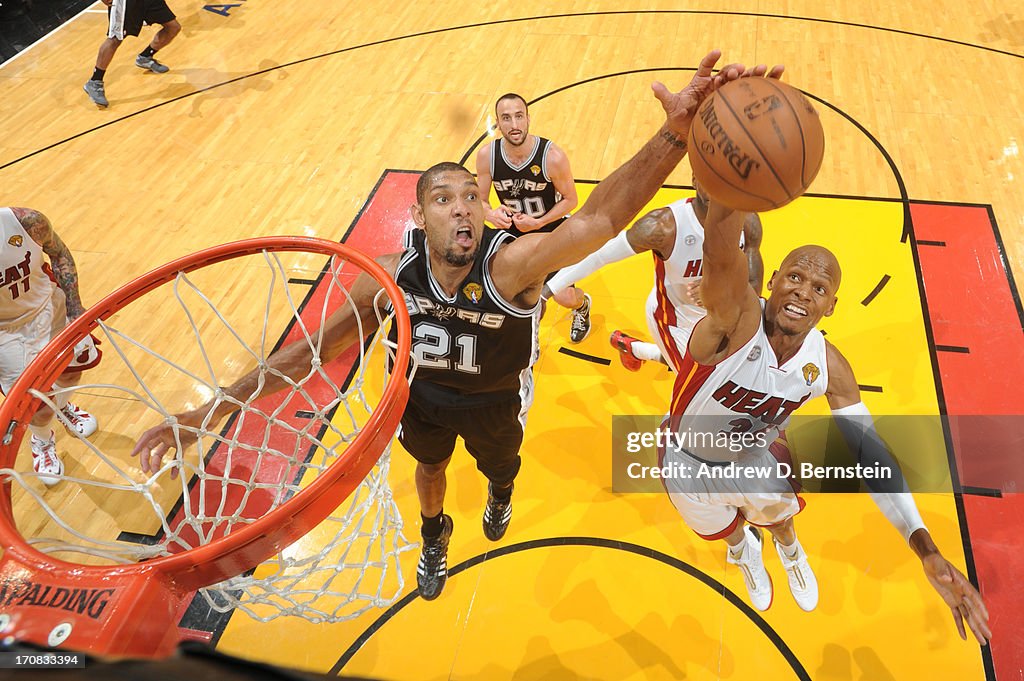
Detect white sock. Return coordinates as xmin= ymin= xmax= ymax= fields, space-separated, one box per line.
xmin=728 ymin=535 xmax=747 ymax=559
xmin=777 ymin=538 xmax=800 ymax=559
xmin=29 ymin=424 xmax=53 ymax=441
xmin=631 ymin=341 xmax=664 ymax=362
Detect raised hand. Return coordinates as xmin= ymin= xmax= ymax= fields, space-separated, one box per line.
xmin=652 ymin=50 xmax=785 ymax=135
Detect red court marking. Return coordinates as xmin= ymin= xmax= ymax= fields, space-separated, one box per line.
xmin=912 ymin=202 xmax=1024 ymax=678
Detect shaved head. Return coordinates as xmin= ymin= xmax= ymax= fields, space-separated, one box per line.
xmin=779 ymin=245 xmax=842 ymax=291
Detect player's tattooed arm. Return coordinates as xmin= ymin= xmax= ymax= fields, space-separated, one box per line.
xmin=627 ymin=207 xmax=677 ymax=260
xmin=12 ymin=207 xmax=86 ymax=319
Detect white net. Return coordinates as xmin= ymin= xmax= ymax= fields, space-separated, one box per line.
xmin=0 ymin=244 xmax=416 ymax=624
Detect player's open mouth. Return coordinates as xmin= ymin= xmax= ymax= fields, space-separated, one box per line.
xmin=455 ymin=227 xmax=473 ymax=246
xmin=784 ymin=303 xmax=808 ymax=317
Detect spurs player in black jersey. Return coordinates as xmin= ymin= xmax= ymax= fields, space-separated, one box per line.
xmin=475 ymin=94 xmax=594 ymax=344
xmin=135 ymin=51 xmax=785 ymax=601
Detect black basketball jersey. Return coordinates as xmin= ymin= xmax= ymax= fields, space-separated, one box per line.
xmin=387 ymin=228 xmax=540 ymax=405
xmin=489 ymin=137 xmax=566 ymax=236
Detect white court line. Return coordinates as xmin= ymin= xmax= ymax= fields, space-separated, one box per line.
xmin=0 ymin=2 xmax=108 ymax=70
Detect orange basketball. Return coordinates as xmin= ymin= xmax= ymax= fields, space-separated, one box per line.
xmin=687 ymin=78 xmax=825 ymax=212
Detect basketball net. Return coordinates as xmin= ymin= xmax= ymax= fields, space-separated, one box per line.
xmin=0 ymin=238 xmax=415 ymax=655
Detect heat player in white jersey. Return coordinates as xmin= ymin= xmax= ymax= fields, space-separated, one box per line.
xmin=0 ymin=208 xmax=100 ymax=487
xmin=679 ymin=196 xmax=990 ymax=642
xmin=545 ymin=181 xmax=763 ymax=371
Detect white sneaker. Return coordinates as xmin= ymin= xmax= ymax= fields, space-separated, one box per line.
xmin=775 ymin=538 xmax=818 ymax=611
xmin=59 ymin=402 xmax=98 ymax=438
xmin=726 ymin=526 xmax=773 ymax=611
xmin=30 ymin=432 xmax=64 ymax=486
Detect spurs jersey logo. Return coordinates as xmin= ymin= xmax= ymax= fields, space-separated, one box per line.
xmin=529 ymin=164 xmax=541 ymax=176
xmin=462 ymin=282 xmax=483 ymax=304
xmin=7 ymin=235 xmax=22 ymax=247
xmin=802 ymin=363 xmax=820 ymax=386
xmin=405 ymin=293 xmax=506 ymax=329
xmin=493 ymin=178 xmax=549 ymax=196
xmin=430 ymin=305 xmax=458 ymax=322
xmin=712 ymin=380 xmax=811 ymax=426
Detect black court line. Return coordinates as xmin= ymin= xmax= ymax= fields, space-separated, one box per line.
xmin=287 ymin=277 xmax=319 ymax=286
xmin=916 ymin=240 xmax=947 ymax=247
xmin=860 ymin=274 xmax=891 ymax=306
xmin=8 ymin=7 xmax=1009 ymax=225
xmin=330 ymin=536 xmax=811 ymax=680
xmin=935 ymin=345 xmax=971 ymax=354
xmin=857 ymin=384 xmax=884 ymax=393
xmin=558 ymin=347 xmax=612 ymax=366
xmin=986 ymin=204 xmax=1024 ymax=335
xmin=961 ymin=486 xmax=1003 ymax=499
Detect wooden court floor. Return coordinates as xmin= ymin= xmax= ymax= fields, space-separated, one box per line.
xmin=2 ymin=2 xmax=1023 ymax=679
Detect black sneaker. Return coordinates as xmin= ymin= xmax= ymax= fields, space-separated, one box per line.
xmin=569 ymin=293 xmax=592 ymax=344
xmin=482 ymin=483 xmax=513 ymax=541
xmin=417 ymin=514 xmax=453 ymax=600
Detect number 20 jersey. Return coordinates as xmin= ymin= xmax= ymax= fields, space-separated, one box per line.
xmin=389 ymin=227 xmax=540 ymax=404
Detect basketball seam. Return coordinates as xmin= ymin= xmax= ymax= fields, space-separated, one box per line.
xmin=716 ymin=86 xmax=793 ymax=201
xmin=689 ymin=134 xmax=780 ymax=208
xmin=762 ymin=79 xmax=811 ymax=190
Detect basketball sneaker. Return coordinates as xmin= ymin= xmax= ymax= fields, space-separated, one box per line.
xmin=774 ymin=537 xmax=818 ymax=611
xmin=83 ymin=80 xmax=108 ymax=108
xmin=135 ymin=55 xmax=170 ymax=73
xmin=726 ymin=526 xmax=773 ymax=611
xmin=30 ymin=431 xmax=64 ymax=487
xmin=417 ymin=514 xmax=453 ymax=601
xmin=59 ymin=402 xmax=98 ymax=438
xmin=568 ymin=293 xmax=592 ymax=344
xmin=609 ymin=330 xmax=644 ymax=372
xmin=482 ymin=482 xmax=513 ymax=541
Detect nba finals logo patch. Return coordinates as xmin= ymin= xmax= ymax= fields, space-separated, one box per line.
xmin=7 ymin=235 xmax=22 ymax=247
xmin=530 ymin=164 xmax=541 ymax=176
xmin=462 ymin=282 xmax=483 ymax=304
xmin=802 ymin=363 xmax=820 ymax=386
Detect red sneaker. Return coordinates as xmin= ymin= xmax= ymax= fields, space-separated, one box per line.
xmin=609 ymin=330 xmax=644 ymax=372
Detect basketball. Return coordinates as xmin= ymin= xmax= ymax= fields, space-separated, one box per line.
xmin=687 ymin=78 xmax=825 ymax=212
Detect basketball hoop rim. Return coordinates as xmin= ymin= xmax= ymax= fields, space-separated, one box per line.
xmin=0 ymin=236 xmax=411 ymax=590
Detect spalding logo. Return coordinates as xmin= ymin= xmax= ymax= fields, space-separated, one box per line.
xmin=744 ymin=95 xmax=782 ymax=121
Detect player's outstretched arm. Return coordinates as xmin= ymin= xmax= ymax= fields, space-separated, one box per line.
xmin=742 ymin=213 xmax=765 ymax=294
xmin=687 ymin=198 xmax=761 ymax=364
xmin=544 ymin=206 xmax=677 ymax=298
xmin=825 ymin=342 xmax=991 ymax=645
xmin=494 ymin=51 xmax=783 ymax=296
xmin=131 ymin=253 xmax=400 ymax=476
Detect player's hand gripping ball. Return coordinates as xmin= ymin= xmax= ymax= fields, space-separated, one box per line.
xmin=688 ymin=78 xmax=824 ymax=212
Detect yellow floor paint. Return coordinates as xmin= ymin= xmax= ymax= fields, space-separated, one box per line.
xmin=212 ymin=186 xmax=985 ymax=679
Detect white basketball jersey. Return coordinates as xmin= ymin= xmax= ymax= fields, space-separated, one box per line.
xmin=0 ymin=208 xmax=53 ymax=325
xmin=669 ymin=303 xmax=829 ymax=463
xmin=645 ymin=198 xmax=744 ymax=370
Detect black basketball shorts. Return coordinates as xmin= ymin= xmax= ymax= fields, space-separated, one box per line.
xmin=108 ymin=0 xmax=176 ymax=40
xmin=398 ymin=391 xmax=526 ymax=487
